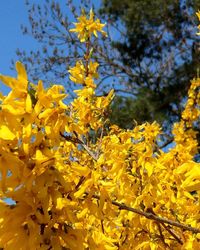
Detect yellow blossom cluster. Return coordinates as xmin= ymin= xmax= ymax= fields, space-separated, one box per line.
xmin=70 ymin=9 xmax=107 ymax=42
xmin=68 ymin=60 xmax=99 ymax=87
xmin=0 ymin=9 xmax=200 ymax=250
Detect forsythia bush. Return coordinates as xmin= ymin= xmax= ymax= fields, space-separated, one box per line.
xmin=0 ymin=9 xmax=200 ymax=250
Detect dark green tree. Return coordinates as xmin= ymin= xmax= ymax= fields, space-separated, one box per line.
xmin=14 ymin=0 xmax=200 ymax=141
xmin=100 ymin=0 xmax=200 ymax=128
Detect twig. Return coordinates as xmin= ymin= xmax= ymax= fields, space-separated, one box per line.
xmin=161 ymin=223 xmax=183 ymax=245
xmin=159 ymin=138 xmax=174 ymax=149
xmin=89 ymin=193 xmax=200 ymax=234
xmin=96 ymin=126 xmax=104 ymax=159
xmin=75 ymin=176 xmax=85 ymax=190
xmin=60 ymin=132 xmax=98 ymax=161
xmin=147 ymin=207 xmax=182 ymax=245
xmin=157 ymin=222 xmax=170 ymax=248
xmin=81 ymin=143 xmax=98 ymax=161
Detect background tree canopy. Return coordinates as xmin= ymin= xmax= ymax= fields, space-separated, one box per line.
xmin=15 ymin=0 xmax=200 ymax=136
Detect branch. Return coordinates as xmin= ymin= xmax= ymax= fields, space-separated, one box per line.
xmin=159 ymin=137 xmax=174 ymax=149
xmin=161 ymin=223 xmax=183 ymax=245
xmin=157 ymin=222 xmax=171 ymax=248
xmin=61 ymin=132 xmax=200 ymax=234
xmin=90 ymin=193 xmax=200 ymax=234
xmin=60 ymin=132 xmax=98 ymax=161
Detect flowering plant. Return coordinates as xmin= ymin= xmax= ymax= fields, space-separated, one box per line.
xmin=0 ymin=9 xmax=200 ymax=250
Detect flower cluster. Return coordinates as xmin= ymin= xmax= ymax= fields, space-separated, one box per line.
xmin=70 ymin=9 xmax=106 ymax=42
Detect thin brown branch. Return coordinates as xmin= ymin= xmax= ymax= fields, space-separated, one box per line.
xmin=157 ymin=222 xmax=171 ymax=248
xmin=60 ymin=132 xmax=98 ymax=161
xmin=148 ymin=207 xmax=181 ymax=246
xmin=161 ymin=223 xmax=183 ymax=245
xmin=75 ymin=176 xmax=85 ymax=190
xmin=159 ymin=137 xmax=174 ymax=149
xmin=90 ymin=193 xmax=200 ymax=234
xmin=81 ymin=142 xmax=98 ymax=161
xmin=96 ymin=126 xmax=104 ymax=159
xmin=85 ymin=38 xmax=90 ymax=78
xmin=60 ymin=132 xmax=80 ymax=144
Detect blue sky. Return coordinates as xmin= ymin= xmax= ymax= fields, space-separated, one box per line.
xmin=0 ymin=1 xmax=40 ymax=94
xmin=0 ymin=0 xmax=93 ymax=95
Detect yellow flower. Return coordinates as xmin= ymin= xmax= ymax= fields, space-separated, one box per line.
xmin=0 ymin=125 xmax=16 ymax=140
xmin=70 ymin=9 xmax=106 ymax=42
xmin=0 ymin=61 xmax=28 ymax=97
xmin=197 ymin=11 xmax=200 ymax=35
xmin=69 ymin=60 xmax=99 ymax=86
xmin=68 ymin=60 xmax=85 ymax=84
